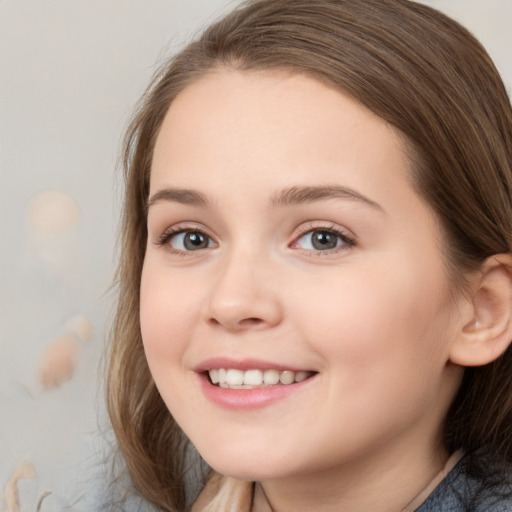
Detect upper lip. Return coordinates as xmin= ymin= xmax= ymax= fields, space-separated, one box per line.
xmin=194 ymin=357 xmax=315 ymax=373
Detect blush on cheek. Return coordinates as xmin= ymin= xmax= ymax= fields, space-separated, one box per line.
xmin=140 ymin=300 xmax=196 ymax=365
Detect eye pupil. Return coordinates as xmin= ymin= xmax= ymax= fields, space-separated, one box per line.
xmin=312 ymin=231 xmax=337 ymax=250
xmin=184 ymin=232 xmax=209 ymax=250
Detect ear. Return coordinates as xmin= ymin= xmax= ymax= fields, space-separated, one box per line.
xmin=449 ymin=254 xmax=512 ymax=367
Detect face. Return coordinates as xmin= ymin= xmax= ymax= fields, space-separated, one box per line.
xmin=140 ymin=70 xmax=464 ymax=483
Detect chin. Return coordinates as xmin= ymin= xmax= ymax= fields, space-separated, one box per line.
xmin=200 ymin=450 xmax=290 ymax=482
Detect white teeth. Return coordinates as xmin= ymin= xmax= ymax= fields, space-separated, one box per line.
xmin=244 ymin=369 xmax=263 ymax=386
xmin=208 ymin=368 xmax=313 ymax=388
xmin=226 ymin=369 xmax=244 ymax=386
xmin=263 ymin=369 xmax=280 ymax=385
xmin=209 ymin=369 xmax=219 ymax=384
xmin=295 ymin=371 xmax=310 ymax=383
xmin=279 ymin=370 xmax=295 ymax=385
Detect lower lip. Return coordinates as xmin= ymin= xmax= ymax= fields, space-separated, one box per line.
xmin=198 ymin=373 xmax=315 ymax=410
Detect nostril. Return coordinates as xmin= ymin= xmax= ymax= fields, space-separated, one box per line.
xmin=239 ymin=317 xmax=264 ymax=327
xmin=207 ymin=316 xmax=266 ymax=330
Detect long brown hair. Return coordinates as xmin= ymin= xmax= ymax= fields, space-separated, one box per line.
xmin=107 ymin=1 xmax=512 ymax=510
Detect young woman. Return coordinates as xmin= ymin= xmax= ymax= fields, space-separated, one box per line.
xmin=107 ymin=1 xmax=512 ymax=510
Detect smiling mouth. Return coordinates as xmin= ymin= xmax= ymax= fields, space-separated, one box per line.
xmin=207 ymin=368 xmax=316 ymax=389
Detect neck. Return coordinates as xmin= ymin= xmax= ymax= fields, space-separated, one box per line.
xmin=252 ymin=435 xmax=449 ymax=512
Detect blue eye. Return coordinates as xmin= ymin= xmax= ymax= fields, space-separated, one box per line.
xmin=295 ymin=229 xmax=351 ymax=251
xmin=166 ymin=230 xmax=215 ymax=251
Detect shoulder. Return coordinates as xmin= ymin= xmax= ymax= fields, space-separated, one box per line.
xmin=416 ymin=456 xmax=512 ymax=512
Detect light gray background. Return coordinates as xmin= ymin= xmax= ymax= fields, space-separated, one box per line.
xmin=1 ymin=1 xmax=511 ymax=510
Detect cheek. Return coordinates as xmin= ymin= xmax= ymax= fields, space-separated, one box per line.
xmin=139 ymin=264 xmax=205 ymax=418
xmin=292 ymin=266 xmax=456 ymax=450
xmin=297 ymin=259 xmax=454 ymax=378
xmin=139 ymin=262 xmax=196 ymax=365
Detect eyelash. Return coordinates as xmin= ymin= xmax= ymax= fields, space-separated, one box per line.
xmin=291 ymin=223 xmax=355 ymax=255
xmin=155 ymin=225 xmax=215 ymax=253
xmin=154 ymin=223 xmax=355 ymax=255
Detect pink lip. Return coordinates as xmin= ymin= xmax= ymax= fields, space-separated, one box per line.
xmin=194 ymin=358 xmax=317 ymax=410
xmin=194 ymin=357 xmax=311 ymax=373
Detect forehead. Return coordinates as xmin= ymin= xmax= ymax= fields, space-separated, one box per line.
xmin=151 ymin=70 xmax=411 ymax=196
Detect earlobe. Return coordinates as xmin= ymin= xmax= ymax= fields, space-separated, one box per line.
xmin=449 ymin=254 xmax=512 ymax=367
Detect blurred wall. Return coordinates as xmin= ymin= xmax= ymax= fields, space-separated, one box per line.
xmin=1 ymin=1 xmax=511 ymax=511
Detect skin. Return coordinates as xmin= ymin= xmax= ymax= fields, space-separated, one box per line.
xmin=140 ymin=70 xmax=469 ymax=511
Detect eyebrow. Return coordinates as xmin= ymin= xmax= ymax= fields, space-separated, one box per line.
xmin=147 ymin=185 xmax=384 ymax=212
xmin=147 ymin=188 xmax=208 ymax=209
xmin=271 ymin=185 xmax=384 ymax=212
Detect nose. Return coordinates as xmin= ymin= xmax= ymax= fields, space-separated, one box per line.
xmin=203 ymin=251 xmax=283 ymax=332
